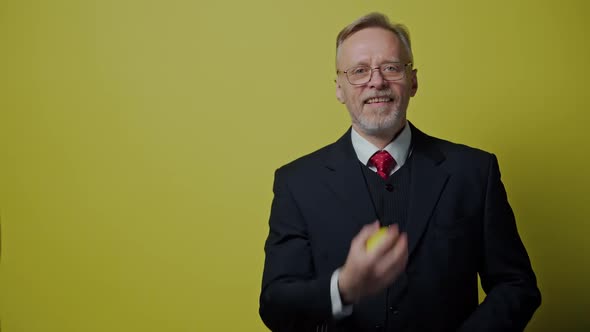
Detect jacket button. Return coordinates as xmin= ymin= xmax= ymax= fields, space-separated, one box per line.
xmin=385 ymin=184 xmax=393 ymax=192
xmin=389 ymin=306 xmax=399 ymax=315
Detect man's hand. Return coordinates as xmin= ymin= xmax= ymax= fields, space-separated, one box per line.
xmin=338 ymin=221 xmax=408 ymax=304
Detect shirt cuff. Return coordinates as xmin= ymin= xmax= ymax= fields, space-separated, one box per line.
xmin=330 ymin=268 xmax=353 ymax=319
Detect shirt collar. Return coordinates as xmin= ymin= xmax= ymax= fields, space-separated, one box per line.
xmin=350 ymin=123 xmax=412 ymax=171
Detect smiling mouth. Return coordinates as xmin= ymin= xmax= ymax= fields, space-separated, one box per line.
xmin=365 ymin=97 xmax=393 ymax=104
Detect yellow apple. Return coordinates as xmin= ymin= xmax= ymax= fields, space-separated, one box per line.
xmin=366 ymin=226 xmax=389 ymax=252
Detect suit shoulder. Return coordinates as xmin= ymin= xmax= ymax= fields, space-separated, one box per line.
xmin=421 ymin=134 xmax=497 ymax=176
xmin=274 ymin=141 xmax=337 ymax=178
xmin=428 ymin=134 xmax=493 ymax=161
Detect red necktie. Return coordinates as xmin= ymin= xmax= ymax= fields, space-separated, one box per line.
xmin=369 ymin=150 xmax=396 ymax=180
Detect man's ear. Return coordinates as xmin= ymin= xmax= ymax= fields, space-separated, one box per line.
xmin=410 ymin=69 xmax=418 ymax=97
xmin=335 ymin=78 xmax=345 ymax=104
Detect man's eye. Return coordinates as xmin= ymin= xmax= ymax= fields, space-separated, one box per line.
xmin=351 ymin=67 xmax=369 ymax=75
xmin=383 ymin=64 xmax=402 ymax=72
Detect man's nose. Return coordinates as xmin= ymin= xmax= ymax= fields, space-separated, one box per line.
xmin=368 ymin=68 xmax=387 ymax=88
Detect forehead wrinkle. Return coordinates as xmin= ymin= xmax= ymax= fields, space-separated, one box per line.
xmin=339 ymin=46 xmax=400 ymax=69
xmin=336 ymin=27 xmax=408 ymax=70
xmin=340 ymin=51 xmax=402 ymax=70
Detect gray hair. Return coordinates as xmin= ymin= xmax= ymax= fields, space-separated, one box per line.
xmin=336 ymin=12 xmax=413 ymax=63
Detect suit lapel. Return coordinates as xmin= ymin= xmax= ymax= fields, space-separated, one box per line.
xmin=406 ymin=124 xmax=449 ymax=258
xmin=322 ymin=129 xmax=378 ymax=229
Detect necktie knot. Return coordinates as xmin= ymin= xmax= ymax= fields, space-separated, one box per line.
xmin=370 ymin=150 xmax=395 ymax=180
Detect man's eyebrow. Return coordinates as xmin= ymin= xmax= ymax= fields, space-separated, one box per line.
xmin=346 ymin=60 xmax=370 ymax=67
xmin=346 ymin=59 xmax=403 ymax=67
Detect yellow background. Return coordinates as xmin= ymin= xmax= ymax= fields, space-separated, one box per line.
xmin=1 ymin=0 xmax=589 ymax=331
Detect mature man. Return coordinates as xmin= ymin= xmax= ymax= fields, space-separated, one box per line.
xmin=259 ymin=13 xmax=540 ymax=332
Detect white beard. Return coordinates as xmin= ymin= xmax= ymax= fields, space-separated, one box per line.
xmin=353 ymin=105 xmax=406 ymax=136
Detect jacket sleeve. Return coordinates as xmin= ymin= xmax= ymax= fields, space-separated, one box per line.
xmin=259 ymin=168 xmax=333 ymax=331
xmin=459 ymin=154 xmax=541 ymax=331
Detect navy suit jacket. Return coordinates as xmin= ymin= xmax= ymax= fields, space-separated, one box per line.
xmin=260 ymin=124 xmax=540 ymax=331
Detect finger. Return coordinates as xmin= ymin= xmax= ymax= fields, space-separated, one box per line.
xmin=386 ymin=224 xmax=401 ymax=241
xmin=352 ymin=220 xmax=380 ymax=248
xmin=378 ymin=232 xmax=408 ymax=275
xmin=369 ymin=224 xmax=401 ymax=257
xmin=391 ymin=232 xmax=408 ymax=263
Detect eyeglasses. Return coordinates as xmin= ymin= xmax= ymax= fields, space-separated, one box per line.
xmin=337 ymin=62 xmax=413 ymax=85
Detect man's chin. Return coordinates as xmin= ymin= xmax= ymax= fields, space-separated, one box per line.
xmin=356 ymin=122 xmax=395 ymax=136
xmin=362 ymin=104 xmax=392 ymax=114
xmin=355 ymin=115 xmax=404 ymax=136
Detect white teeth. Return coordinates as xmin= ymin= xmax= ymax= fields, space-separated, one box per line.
xmin=366 ymin=97 xmax=391 ymax=104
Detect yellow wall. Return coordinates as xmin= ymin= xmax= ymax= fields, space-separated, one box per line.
xmin=1 ymin=0 xmax=588 ymax=331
